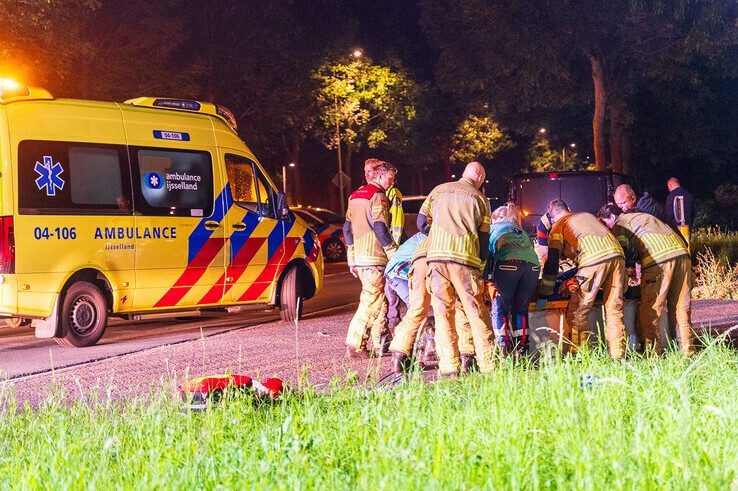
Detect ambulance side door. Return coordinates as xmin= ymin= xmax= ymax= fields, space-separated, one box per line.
xmin=129 ymin=144 xmax=227 ymax=310
xmin=222 ymin=153 xmax=284 ymax=304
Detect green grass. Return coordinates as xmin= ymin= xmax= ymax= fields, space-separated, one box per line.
xmin=692 ymin=227 xmax=738 ymax=265
xmin=3 ymin=343 xmax=738 ymax=489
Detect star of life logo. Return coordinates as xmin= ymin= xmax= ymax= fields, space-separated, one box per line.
xmin=145 ymin=172 xmax=164 ymax=189
xmin=34 ymin=156 xmax=65 ymax=196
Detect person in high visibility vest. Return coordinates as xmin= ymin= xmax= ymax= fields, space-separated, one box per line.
xmin=365 ymin=159 xmax=405 ymax=331
xmin=418 ymin=162 xmax=495 ymax=377
xmin=598 ymin=204 xmax=694 ymax=356
xmin=344 ymin=162 xmax=399 ymax=358
xmin=538 ymin=201 xmax=627 ymax=359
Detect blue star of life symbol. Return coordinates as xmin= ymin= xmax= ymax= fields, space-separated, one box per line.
xmin=34 ymin=156 xmax=65 ymax=196
xmin=145 ymin=172 xmax=164 ymax=189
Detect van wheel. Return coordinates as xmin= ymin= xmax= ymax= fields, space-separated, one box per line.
xmin=322 ymin=238 xmax=346 ymax=262
xmin=279 ymin=267 xmax=303 ymax=322
xmin=55 ymin=282 xmax=108 ymax=348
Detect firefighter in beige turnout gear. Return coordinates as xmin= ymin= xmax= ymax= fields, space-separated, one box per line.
xmin=418 ymin=162 xmax=495 ymax=376
xmin=539 ymin=202 xmax=627 ymax=359
xmin=599 ymin=204 xmax=693 ymax=355
xmin=343 ymin=162 xmax=398 ymax=358
xmin=388 ymin=235 xmax=475 ymax=373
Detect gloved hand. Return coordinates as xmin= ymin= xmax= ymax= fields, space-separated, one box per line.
xmin=485 ymin=281 xmax=498 ymax=301
xmin=346 ymin=244 xmax=355 ymax=267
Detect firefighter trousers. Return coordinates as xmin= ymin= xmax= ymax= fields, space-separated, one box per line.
xmin=428 ymin=262 xmax=495 ymax=374
xmin=389 ymin=259 xmax=430 ymax=356
xmin=639 ymin=255 xmax=694 ymax=355
xmin=567 ymin=257 xmax=627 ymax=359
xmin=346 ymin=266 xmax=388 ymax=352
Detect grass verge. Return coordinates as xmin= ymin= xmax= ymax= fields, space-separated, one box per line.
xmin=2 ymin=343 xmax=738 ymax=489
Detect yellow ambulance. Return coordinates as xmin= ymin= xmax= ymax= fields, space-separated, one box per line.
xmin=0 ymin=83 xmax=323 ymax=347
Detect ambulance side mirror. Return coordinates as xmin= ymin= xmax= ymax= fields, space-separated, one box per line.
xmin=276 ymin=192 xmax=290 ymax=221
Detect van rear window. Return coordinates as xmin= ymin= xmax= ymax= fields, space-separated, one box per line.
xmin=18 ymin=140 xmax=132 ymax=215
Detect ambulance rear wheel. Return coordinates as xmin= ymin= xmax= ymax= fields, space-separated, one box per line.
xmin=55 ymin=281 xmax=108 ymax=348
xmin=323 ymin=238 xmax=346 ymax=262
xmin=279 ymin=267 xmax=303 ymax=322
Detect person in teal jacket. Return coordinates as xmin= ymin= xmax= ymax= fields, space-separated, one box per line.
xmin=384 ymin=232 xmax=426 ymax=330
xmin=486 ymin=203 xmax=540 ymax=358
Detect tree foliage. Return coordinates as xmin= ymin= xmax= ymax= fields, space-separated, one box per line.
xmin=450 ymin=113 xmax=512 ymax=163
xmin=0 ymin=0 xmax=97 ymax=87
xmin=314 ymin=57 xmax=420 ymax=154
xmin=527 ymin=135 xmax=591 ymax=172
xmin=421 ymin=0 xmax=738 ymax=173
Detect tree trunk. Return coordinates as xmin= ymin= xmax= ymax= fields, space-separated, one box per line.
xmin=609 ymin=101 xmax=623 ymax=174
xmin=589 ymin=54 xmax=607 ymax=171
xmin=344 ymin=143 xmax=354 ymax=188
xmin=621 ymin=131 xmax=632 ymax=176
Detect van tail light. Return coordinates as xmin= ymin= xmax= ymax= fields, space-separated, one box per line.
xmin=0 ymin=216 xmax=14 ymax=274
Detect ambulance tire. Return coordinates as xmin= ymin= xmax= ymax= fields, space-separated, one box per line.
xmin=279 ymin=267 xmax=303 ymax=322
xmin=322 ymin=238 xmax=346 ymax=262
xmin=55 ymin=282 xmax=108 ymax=348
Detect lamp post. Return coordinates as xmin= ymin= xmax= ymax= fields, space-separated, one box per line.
xmin=334 ymin=48 xmax=364 ymax=216
xmin=282 ymin=162 xmax=296 ymax=201
xmin=562 ymin=142 xmax=576 ymax=164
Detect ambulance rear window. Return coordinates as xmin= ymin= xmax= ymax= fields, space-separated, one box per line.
xmin=17 ymin=140 xmax=132 ymax=215
xmin=133 ymin=147 xmax=213 ymax=217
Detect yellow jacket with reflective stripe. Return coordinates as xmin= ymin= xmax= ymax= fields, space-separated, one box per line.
xmin=345 ymin=183 xmax=396 ymax=267
xmin=386 ymin=185 xmax=404 ymax=244
xmin=612 ymin=212 xmax=688 ymax=268
xmin=420 ymin=178 xmax=491 ymax=270
xmin=548 ymin=212 xmax=623 ymax=268
xmin=541 ymin=212 xmax=623 ymax=294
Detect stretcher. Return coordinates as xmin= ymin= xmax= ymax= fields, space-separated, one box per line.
xmin=527 ymin=299 xmax=669 ymax=355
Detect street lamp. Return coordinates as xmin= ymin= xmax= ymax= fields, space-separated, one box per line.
xmin=539 ymin=127 xmax=546 ymax=134
xmin=562 ymin=142 xmax=576 ymax=163
xmin=352 ymin=48 xmax=363 ymax=59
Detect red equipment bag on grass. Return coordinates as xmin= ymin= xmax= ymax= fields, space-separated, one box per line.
xmin=180 ymin=374 xmax=284 ymax=411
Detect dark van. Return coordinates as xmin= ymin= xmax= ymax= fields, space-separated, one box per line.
xmin=509 ymin=170 xmax=629 ymax=235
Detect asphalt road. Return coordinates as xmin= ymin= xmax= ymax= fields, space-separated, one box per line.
xmin=0 ymin=261 xmax=360 ymax=379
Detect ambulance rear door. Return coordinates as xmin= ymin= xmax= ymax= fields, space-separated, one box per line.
xmin=121 ymin=108 xmax=228 ymax=310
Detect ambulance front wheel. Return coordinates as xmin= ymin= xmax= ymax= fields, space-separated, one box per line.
xmin=279 ymin=267 xmax=304 ymax=322
xmin=55 ymin=281 xmax=109 ymax=348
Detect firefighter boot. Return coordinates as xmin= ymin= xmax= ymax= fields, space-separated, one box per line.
xmin=391 ymin=352 xmax=412 ymax=374
xmin=421 ymin=336 xmax=437 ymax=365
xmin=460 ymin=354 xmax=478 ymax=373
xmin=345 ymin=345 xmax=370 ymax=360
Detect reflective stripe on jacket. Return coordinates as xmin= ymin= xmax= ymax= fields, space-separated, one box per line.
xmin=346 ymin=183 xmax=394 ymax=267
xmin=386 ymin=185 xmax=404 ymax=244
xmin=612 ymin=212 xmax=688 ymax=268
xmin=420 ymin=178 xmax=491 ymax=269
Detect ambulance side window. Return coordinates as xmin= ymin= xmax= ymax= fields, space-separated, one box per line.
xmin=225 ymin=154 xmax=275 ymax=218
xmin=17 ymin=140 xmax=132 ymax=215
xmin=132 ymin=147 xmax=213 ymax=217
